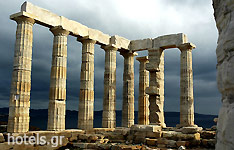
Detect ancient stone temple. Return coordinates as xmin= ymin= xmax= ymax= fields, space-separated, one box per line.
xmin=2 ymin=1 xmax=224 ymax=150
xmin=7 ymin=1 xmax=197 ymax=133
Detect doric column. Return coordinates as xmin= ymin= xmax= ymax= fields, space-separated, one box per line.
xmin=7 ymin=16 xmax=35 ymax=133
xmin=121 ymin=51 xmax=137 ymax=127
xmin=178 ymin=43 xmax=196 ymax=127
xmin=136 ymin=56 xmax=149 ymax=125
xmin=101 ymin=45 xmax=118 ymax=128
xmin=47 ymin=26 xmax=69 ymax=131
xmin=146 ymin=48 xmax=166 ymax=127
xmin=78 ymin=39 xmax=96 ymax=130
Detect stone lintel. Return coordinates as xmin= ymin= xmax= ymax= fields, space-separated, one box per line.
xmin=145 ymin=87 xmax=160 ymax=96
xmin=152 ymin=33 xmax=188 ymax=49
xmin=130 ymin=38 xmax=152 ymax=51
xmin=178 ymin=43 xmax=196 ymax=51
xmin=110 ymin=35 xmax=130 ymax=50
xmin=60 ymin=16 xmax=88 ymax=37
xmin=136 ymin=56 xmax=149 ymax=62
xmin=87 ymin=28 xmax=110 ymax=45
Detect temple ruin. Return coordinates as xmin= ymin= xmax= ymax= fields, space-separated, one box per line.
xmin=7 ymin=1 xmax=197 ymax=133
xmin=2 ymin=1 xmax=221 ymax=150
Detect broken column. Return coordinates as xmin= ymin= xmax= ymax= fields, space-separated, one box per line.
xmin=136 ymin=56 xmax=149 ymax=125
xmin=178 ymin=43 xmax=195 ymax=127
xmin=7 ymin=16 xmax=35 ymax=133
xmin=78 ymin=39 xmax=96 ymax=130
xmin=47 ymin=26 xmax=69 ymax=131
xmin=146 ymin=48 xmax=166 ymax=127
xmin=102 ymin=45 xmax=118 ymax=128
xmin=121 ymin=51 xmax=137 ymax=127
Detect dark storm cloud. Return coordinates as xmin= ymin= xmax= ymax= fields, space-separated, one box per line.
xmin=0 ymin=0 xmax=220 ymax=115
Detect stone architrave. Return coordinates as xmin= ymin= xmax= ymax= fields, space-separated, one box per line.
xmin=101 ymin=45 xmax=118 ymax=128
xmin=136 ymin=56 xmax=149 ymax=125
xmin=47 ymin=26 xmax=69 ymax=131
xmin=78 ymin=39 xmax=96 ymax=130
xmin=178 ymin=43 xmax=196 ymax=127
xmin=146 ymin=48 xmax=166 ymax=127
xmin=121 ymin=51 xmax=138 ymax=127
xmin=7 ymin=16 xmax=35 ymax=133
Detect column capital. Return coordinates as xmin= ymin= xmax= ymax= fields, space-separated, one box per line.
xmin=77 ymin=37 xmax=96 ymax=44
xmin=136 ymin=56 xmax=149 ymax=63
xmin=101 ymin=45 xmax=118 ymax=51
xmin=12 ymin=16 xmax=35 ymax=25
xmin=50 ymin=26 xmax=70 ymax=36
xmin=178 ymin=43 xmax=196 ymax=51
xmin=120 ymin=51 xmax=138 ymax=58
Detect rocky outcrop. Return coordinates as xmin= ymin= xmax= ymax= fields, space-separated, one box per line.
xmin=213 ymin=0 xmax=234 ymax=149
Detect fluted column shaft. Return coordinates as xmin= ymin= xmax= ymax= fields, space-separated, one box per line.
xmin=121 ymin=51 xmax=137 ymax=127
xmin=78 ymin=39 xmax=96 ymax=130
xmin=47 ymin=26 xmax=69 ymax=131
xmin=136 ymin=56 xmax=149 ymax=125
xmin=146 ymin=48 xmax=166 ymax=127
xmin=7 ymin=16 xmax=35 ymax=133
xmin=179 ymin=43 xmax=195 ymax=127
xmin=102 ymin=46 xmax=117 ymax=128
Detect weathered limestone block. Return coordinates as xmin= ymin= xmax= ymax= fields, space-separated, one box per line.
xmin=110 ymin=35 xmax=130 ymax=50
xmin=146 ymin=48 xmax=165 ymax=127
xmin=162 ymin=131 xmax=200 ymax=141
xmin=213 ymin=0 xmax=234 ymax=149
xmin=146 ymin=131 xmax=162 ymax=138
xmin=47 ymin=26 xmax=69 ymax=131
xmin=102 ymin=45 xmax=118 ymax=128
xmin=8 ymin=15 xmax=35 ymax=133
xmin=92 ymin=128 xmax=115 ymax=134
xmin=60 ymin=16 xmax=88 ymax=37
xmin=152 ymin=33 xmax=188 ymax=49
xmin=201 ymin=131 xmax=216 ymax=139
xmin=78 ymin=39 xmax=96 ymax=130
xmin=131 ymin=124 xmax=161 ymax=132
xmin=180 ymin=126 xmax=202 ymax=134
xmin=145 ymin=138 xmax=157 ymax=146
xmin=136 ymin=56 xmax=149 ymax=125
xmin=88 ymin=28 xmax=110 ymax=45
xmin=121 ymin=51 xmax=138 ymax=127
xmin=130 ymin=38 xmax=152 ymax=51
xmin=20 ymin=1 xmax=60 ymax=27
xmin=201 ymin=139 xmax=216 ymax=148
xmin=113 ymin=127 xmax=130 ymax=136
xmin=178 ymin=43 xmax=196 ymax=127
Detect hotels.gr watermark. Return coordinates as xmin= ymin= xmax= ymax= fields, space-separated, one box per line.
xmin=7 ymin=133 xmax=65 ymax=147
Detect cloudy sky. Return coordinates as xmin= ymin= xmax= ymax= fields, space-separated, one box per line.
xmin=0 ymin=0 xmax=220 ymax=115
